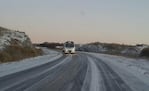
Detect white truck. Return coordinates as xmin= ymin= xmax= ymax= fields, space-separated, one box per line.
xmin=63 ymin=41 xmax=76 ymax=54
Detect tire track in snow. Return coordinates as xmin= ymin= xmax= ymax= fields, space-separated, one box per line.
xmin=0 ymin=52 xmax=138 ymax=91
xmin=27 ymin=54 xmax=87 ymax=91
xmin=81 ymin=56 xmax=102 ymax=91
xmin=0 ymin=55 xmax=71 ymax=91
xmin=60 ymin=54 xmax=88 ymax=91
xmin=90 ymin=56 xmax=133 ymax=91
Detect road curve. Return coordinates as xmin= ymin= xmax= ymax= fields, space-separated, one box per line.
xmin=0 ymin=52 xmax=148 ymax=91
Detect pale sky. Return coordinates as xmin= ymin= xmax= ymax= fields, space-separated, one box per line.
xmin=0 ymin=0 xmax=149 ymax=44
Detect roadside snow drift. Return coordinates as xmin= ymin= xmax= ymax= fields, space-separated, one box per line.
xmin=0 ymin=48 xmax=62 ymax=77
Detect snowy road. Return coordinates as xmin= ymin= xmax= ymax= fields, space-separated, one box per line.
xmin=0 ymin=51 xmax=149 ymax=91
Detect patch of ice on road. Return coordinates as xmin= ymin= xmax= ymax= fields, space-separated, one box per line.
xmin=0 ymin=48 xmax=62 ymax=78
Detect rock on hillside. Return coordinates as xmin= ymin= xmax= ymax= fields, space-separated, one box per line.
xmin=0 ymin=27 xmax=33 ymax=50
xmin=0 ymin=26 xmax=42 ymax=63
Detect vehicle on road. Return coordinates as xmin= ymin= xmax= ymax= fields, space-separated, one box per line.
xmin=63 ymin=41 xmax=76 ymax=54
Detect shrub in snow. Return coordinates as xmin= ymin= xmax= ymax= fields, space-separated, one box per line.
xmin=78 ymin=42 xmax=141 ymax=57
xmin=140 ymin=48 xmax=149 ymax=57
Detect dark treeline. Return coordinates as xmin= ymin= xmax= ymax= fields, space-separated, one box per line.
xmin=140 ymin=48 xmax=149 ymax=57
xmin=35 ymin=42 xmax=63 ymax=49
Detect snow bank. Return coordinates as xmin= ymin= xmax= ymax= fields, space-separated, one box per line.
xmin=0 ymin=48 xmax=62 ymax=78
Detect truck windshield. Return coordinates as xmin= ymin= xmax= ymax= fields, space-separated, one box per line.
xmin=65 ymin=43 xmax=74 ymax=48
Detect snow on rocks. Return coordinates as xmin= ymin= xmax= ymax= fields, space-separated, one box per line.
xmin=0 ymin=28 xmax=32 ymax=50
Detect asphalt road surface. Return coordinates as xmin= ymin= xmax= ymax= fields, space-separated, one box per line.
xmin=0 ymin=52 xmax=148 ymax=91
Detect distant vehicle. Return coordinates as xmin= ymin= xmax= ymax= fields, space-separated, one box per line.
xmin=63 ymin=41 xmax=76 ymax=54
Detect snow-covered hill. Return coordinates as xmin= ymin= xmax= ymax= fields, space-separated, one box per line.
xmin=0 ymin=26 xmax=42 ymax=63
xmin=77 ymin=42 xmax=149 ymax=57
xmin=0 ymin=27 xmax=32 ymax=50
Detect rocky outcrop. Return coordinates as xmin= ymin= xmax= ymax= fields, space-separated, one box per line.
xmin=0 ymin=27 xmax=33 ymax=50
xmin=0 ymin=26 xmax=42 ymax=63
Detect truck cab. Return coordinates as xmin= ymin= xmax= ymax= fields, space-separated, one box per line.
xmin=63 ymin=41 xmax=76 ymax=54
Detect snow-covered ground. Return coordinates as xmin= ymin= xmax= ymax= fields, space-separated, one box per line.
xmin=40 ymin=47 xmax=59 ymax=55
xmin=88 ymin=52 xmax=149 ymax=91
xmin=0 ymin=49 xmax=149 ymax=91
xmin=0 ymin=48 xmax=62 ymax=77
xmin=78 ymin=43 xmax=149 ymax=56
xmin=93 ymin=53 xmax=149 ymax=77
